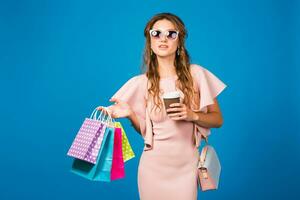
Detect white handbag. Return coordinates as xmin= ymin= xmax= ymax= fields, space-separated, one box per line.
xmin=198 ymin=135 xmax=221 ymax=191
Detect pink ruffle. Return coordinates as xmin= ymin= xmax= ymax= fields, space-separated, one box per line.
xmin=190 ymin=64 xmax=227 ymax=147
xmin=110 ymin=74 xmax=153 ymax=150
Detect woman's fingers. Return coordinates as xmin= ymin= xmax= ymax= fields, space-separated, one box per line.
xmin=109 ymin=98 xmax=120 ymax=104
xmin=96 ymin=98 xmax=129 ymax=119
xmin=169 ymin=116 xmax=186 ymax=120
xmin=166 ymin=103 xmax=187 ymax=120
xmin=166 ymin=107 xmax=184 ymax=113
xmin=106 ymin=106 xmax=114 ymax=115
xmin=170 ymin=103 xmax=182 ymax=107
xmin=167 ymin=111 xmax=186 ymax=117
xmin=96 ymin=106 xmax=112 ymax=116
xmin=97 ymin=106 xmax=104 ymax=111
xmin=168 ymin=112 xmax=187 ymax=121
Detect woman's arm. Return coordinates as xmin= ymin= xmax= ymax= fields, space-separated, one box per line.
xmin=192 ymin=98 xmax=223 ymax=128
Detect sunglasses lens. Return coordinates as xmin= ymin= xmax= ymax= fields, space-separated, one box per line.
xmin=150 ymin=30 xmax=161 ymax=39
xmin=167 ymin=31 xmax=178 ymax=39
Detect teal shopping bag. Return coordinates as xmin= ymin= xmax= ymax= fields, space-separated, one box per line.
xmin=70 ymin=126 xmax=115 ymax=181
xmin=93 ymin=126 xmax=115 ymax=181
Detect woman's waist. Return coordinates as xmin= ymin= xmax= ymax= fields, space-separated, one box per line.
xmin=146 ymin=138 xmax=198 ymax=156
xmin=152 ymin=120 xmax=194 ymax=137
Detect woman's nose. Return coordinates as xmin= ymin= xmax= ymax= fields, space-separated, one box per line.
xmin=159 ymin=34 xmax=168 ymax=42
xmin=160 ymin=36 xmax=167 ymax=42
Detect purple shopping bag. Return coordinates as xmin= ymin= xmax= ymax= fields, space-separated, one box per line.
xmin=67 ymin=108 xmax=108 ymax=164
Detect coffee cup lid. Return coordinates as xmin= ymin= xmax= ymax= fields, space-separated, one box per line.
xmin=162 ymin=91 xmax=181 ymax=99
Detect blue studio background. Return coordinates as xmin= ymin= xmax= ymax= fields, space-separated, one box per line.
xmin=0 ymin=0 xmax=299 ymax=199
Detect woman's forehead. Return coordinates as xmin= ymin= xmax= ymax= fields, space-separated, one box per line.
xmin=152 ymin=19 xmax=176 ymax=30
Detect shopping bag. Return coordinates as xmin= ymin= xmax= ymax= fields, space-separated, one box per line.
xmin=70 ymin=107 xmax=115 ymax=182
xmin=114 ymin=122 xmax=135 ymax=162
xmin=92 ymin=125 xmax=115 ymax=182
xmin=71 ymin=125 xmax=115 ymax=182
xmin=67 ymin=108 xmax=107 ymax=164
xmin=110 ymin=127 xmax=125 ymax=180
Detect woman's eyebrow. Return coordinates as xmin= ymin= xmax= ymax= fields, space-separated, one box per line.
xmin=152 ymin=28 xmax=177 ymax=31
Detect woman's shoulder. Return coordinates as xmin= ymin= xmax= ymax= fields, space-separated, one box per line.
xmin=111 ymin=73 xmax=148 ymax=100
xmin=122 ymin=73 xmax=148 ymax=92
xmin=127 ymin=73 xmax=147 ymax=83
xmin=190 ymin=63 xmax=222 ymax=79
xmin=190 ymin=63 xmax=206 ymax=74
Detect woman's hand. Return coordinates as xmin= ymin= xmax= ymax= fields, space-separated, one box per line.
xmin=166 ymin=103 xmax=198 ymax=122
xmin=97 ymin=98 xmax=133 ymax=119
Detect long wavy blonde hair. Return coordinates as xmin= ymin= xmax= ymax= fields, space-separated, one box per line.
xmin=142 ymin=12 xmax=195 ymax=112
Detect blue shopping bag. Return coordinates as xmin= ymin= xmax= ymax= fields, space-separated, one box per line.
xmin=70 ymin=125 xmax=115 ymax=182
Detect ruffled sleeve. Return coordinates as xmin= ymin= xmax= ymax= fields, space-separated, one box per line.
xmin=190 ymin=64 xmax=227 ymax=147
xmin=109 ymin=74 xmax=153 ymax=151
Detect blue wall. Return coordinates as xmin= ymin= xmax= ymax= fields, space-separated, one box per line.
xmin=0 ymin=0 xmax=299 ymax=199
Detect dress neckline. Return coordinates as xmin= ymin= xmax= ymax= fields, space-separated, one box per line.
xmin=160 ymin=75 xmax=178 ymax=80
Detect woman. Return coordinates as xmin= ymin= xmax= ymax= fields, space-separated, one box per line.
xmin=99 ymin=12 xmax=227 ymax=200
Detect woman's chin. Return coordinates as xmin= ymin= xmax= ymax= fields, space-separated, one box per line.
xmin=155 ymin=51 xmax=175 ymax=58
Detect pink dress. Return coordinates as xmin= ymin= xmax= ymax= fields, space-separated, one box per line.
xmin=110 ymin=64 xmax=227 ymax=200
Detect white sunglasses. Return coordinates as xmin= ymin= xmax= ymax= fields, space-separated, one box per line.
xmin=149 ymin=29 xmax=179 ymax=40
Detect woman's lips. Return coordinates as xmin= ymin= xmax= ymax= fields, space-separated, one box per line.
xmin=158 ymin=45 xmax=169 ymax=49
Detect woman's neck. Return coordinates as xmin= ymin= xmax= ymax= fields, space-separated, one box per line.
xmin=157 ymin=54 xmax=176 ymax=77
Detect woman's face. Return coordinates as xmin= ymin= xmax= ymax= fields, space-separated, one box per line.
xmin=150 ymin=19 xmax=179 ymax=58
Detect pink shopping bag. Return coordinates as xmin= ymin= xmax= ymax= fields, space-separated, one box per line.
xmin=67 ymin=108 xmax=107 ymax=164
xmin=110 ymin=127 xmax=125 ymax=180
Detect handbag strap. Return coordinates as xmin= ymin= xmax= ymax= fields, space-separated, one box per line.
xmin=193 ymin=73 xmax=209 ymax=145
xmin=198 ymin=129 xmax=209 ymax=169
xmin=201 ymin=132 xmax=209 ymax=144
xmin=199 ymin=145 xmax=208 ymax=166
